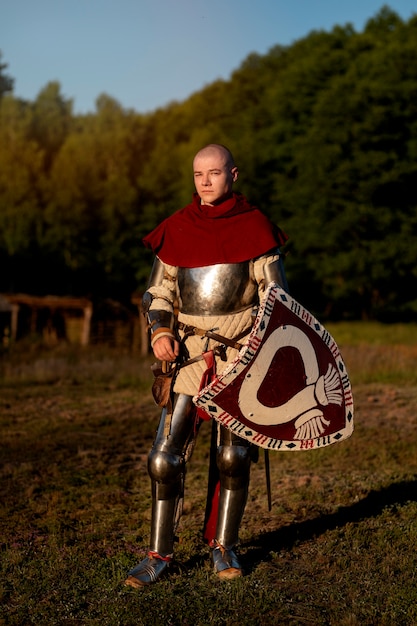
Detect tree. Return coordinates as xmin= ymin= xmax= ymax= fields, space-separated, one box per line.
xmin=43 ymin=95 xmax=151 ymax=298
xmin=268 ymin=9 xmax=417 ymax=319
xmin=30 ymin=82 xmax=73 ymax=168
xmin=0 ymin=51 xmax=14 ymax=99
xmin=1 ymin=8 xmax=416 ymax=319
xmin=0 ymin=95 xmax=46 ymax=292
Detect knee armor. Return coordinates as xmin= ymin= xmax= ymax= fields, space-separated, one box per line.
xmin=148 ymin=449 xmax=184 ymax=485
xmin=217 ymin=444 xmax=251 ymax=490
xmin=217 ymin=427 xmax=251 ymax=490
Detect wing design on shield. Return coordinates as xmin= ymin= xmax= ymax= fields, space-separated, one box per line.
xmin=194 ymin=283 xmax=354 ymax=451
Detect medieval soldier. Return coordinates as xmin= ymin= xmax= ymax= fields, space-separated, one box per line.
xmin=125 ymin=144 xmax=288 ymax=587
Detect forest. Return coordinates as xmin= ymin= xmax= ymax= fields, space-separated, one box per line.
xmin=0 ymin=6 xmax=416 ymax=321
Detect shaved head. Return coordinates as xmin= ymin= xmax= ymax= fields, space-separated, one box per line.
xmin=193 ymin=144 xmax=235 ymax=169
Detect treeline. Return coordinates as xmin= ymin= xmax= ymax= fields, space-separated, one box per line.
xmin=1 ymin=6 xmax=416 ymax=320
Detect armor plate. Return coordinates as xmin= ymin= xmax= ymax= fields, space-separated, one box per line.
xmin=178 ymin=263 xmax=257 ymax=315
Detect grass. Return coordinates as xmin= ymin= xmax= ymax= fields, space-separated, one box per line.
xmin=1 ymin=323 xmax=417 ymax=625
xmin=326 ymin=321 xmax=417 ymax=346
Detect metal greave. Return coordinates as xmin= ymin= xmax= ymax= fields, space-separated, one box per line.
xmin=147 ymin=394 xmax=196 ymax=557
xmin=149 ymin=481 xmax=183 ymax=557
xmin=215 ymin=427 xmax=251 ymax=549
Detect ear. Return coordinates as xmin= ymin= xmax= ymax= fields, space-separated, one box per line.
xmin=231 ymin=166 xmax=239 ymax=182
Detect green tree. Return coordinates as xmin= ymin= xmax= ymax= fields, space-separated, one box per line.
xmin=43 ymin=94 xmax=151 ymax=297
xmin=0 ymin=51 xmax=14 ymax=99
xmin=277 ymin=9 xmax=417 ymax=319
xmin=1 ymin=7 xmax=416 ymax=319
xmin=0 ymin=95 xmax=46 ymax=292
xmin=30 ymin=81 xmax=73 ymax=167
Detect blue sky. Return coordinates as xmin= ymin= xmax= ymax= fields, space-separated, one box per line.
xmin=1 ymin=0 xmax=416 ymax=115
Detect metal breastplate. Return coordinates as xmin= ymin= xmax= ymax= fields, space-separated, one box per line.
xmin=177 ymin=262 xmax=257 ymax=315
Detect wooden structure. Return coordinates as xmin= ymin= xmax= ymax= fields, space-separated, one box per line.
xmin=0 ymin=294 xmax=93 ymax=346
xmin=0 ymin=293 xmax=150 ymax=354
xmin=0 ymin=294 xmax=149 ymax=356
xmin=0 ymin=295 xmax=18 ymax=345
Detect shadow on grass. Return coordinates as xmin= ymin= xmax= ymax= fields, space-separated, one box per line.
xmin=240 ymin=478 xmax=417 ymax=573
xmin=175 ymin=479 xmax=417 ymax=577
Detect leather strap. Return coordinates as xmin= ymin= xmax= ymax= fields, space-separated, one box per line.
xmin=177 ymin=321 xmax=252 ymax=351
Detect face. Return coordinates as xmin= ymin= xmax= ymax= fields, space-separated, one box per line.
xmin=193 ymin=148 xmax=238 ymax=205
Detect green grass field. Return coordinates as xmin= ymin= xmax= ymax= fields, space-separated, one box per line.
xmin=1 ymin=323 xmax=417 ymax=625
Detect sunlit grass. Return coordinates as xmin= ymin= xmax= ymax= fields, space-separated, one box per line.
xmin=0 ymin=343 xmax=154 ymax=389
xmin=321 ymin=322 xmax=417 ymax=387
xmin=326 ymin=320 xmax=417 ymax=346
xmin=2 ymin=322 xmax=416 ymax=388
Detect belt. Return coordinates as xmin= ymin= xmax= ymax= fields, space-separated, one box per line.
xmin=177 ymin=321 xmax=252 ymax=351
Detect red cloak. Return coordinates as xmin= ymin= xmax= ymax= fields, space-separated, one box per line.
xmin=143 ymin=192 xmax=287 ymax=268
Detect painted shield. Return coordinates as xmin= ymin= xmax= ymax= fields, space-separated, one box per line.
xmin=194 ymin=283 xmax=354 ymax=451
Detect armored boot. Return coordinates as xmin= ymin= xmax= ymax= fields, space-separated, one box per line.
xmin=212 ymin=428 xmax=251 ymax=580
xmin=125 ymin=394 xmax=196 ymax=588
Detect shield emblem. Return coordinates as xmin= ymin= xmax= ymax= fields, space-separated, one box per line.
xmin=194 ymin=283 xmax=354 ymax=450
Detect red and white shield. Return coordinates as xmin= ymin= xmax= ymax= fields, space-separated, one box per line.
xmin=194 ymin=283 xmax=354 ymax=451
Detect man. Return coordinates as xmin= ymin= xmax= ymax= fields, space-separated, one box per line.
xmin=125 ymin=144 xmax=288 ymax=587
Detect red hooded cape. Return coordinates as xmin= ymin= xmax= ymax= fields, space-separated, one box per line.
xmin=143 ymin=193 xmax=287 ymax=267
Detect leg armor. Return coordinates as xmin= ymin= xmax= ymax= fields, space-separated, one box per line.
xmin=125 ymin=394 xmax=196 ymax=587
xmin=148 ymin=393 xmax=196 ymax=556
xmin=212 ymin=427 xmax=251 ymax=579
xmin=215 ymin=426 xmax=252 ymax=549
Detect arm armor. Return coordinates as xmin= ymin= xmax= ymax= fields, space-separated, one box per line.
xmin=142 ymin=257 xmax=176 ymax=337
xmin=263 ymin=248 xmax=289 ymax=292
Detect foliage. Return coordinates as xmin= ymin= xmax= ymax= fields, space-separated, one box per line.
xmin=0 ymin=7 xmax=417 ymax=318
xmin=1 ymin=331 xmax=417 ymax=625
xmin=0 ymin=51 xmax=14 ymax=99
